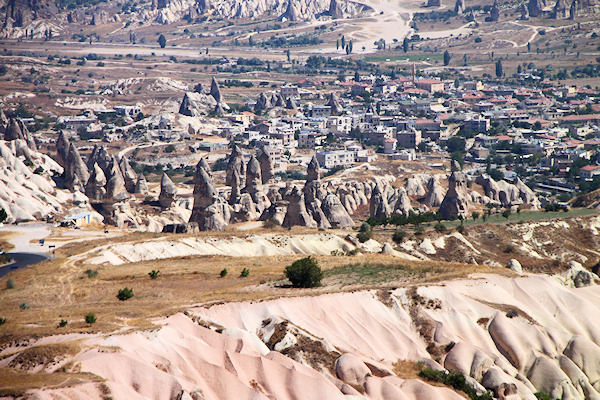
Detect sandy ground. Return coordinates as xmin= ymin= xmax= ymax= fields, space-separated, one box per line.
xmin=0 ymin=223 xmax=52 ymax=253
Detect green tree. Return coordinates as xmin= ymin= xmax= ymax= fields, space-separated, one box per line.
xmin=286 ymin=49 xmax=291 ymax=62
xmin=403 ymin=37 xmax=409 ymax=53
xmin=158 ymin=34 xmax=166 ymax=49
xmin=341 ymin=35 xmax=346 ymax=49
xmin=0 ymin=208 xmax=7 ymax=223
xmin=443 ymin=50 xmax=451 ymax=66
xmin=447 ymin=136 xmax=466 ymax=153
xmin=495 ymin=59 xmax=503 ymax=78
xmin=336 ymin=39 xmax=340 ymax=50
xmin=284 ymin=257 xmax=323 ymax=288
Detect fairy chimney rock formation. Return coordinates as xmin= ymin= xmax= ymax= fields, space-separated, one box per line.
xmin=258 ymin=147 xmax=275 ymax=184
xmin=158 ymin=173 xmax=177 ymax=208
xmin=85 ymin=162 xmax=107 ymax=201
xmin=226 ymin=145 xmax=246 ymax=187
xmin=134 ymin=174 xmax=148 ymax=195
xmin=210 ymin=76 xmax=222 ymax=103
xmin=307 ymin=155 xmax=320 ymax=181
xmin=438 ymin=161 xmax=470 ymax=219
xmin=64 ymin=143 xmax=90 ymax=191
xmin=119 ymin=156 xmax=137 ymax=193
xmin=190 ymin=161 xmax=230 ymax=231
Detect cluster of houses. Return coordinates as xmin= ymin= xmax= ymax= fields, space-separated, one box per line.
xmin=216 ymin=72 xmax=600 ymax=188
xmin=49 ymin=69 xmax=600 ymax=195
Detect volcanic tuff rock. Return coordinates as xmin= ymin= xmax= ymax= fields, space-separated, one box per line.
xmin=405 ymin=177 xmax=427 ymax=197
xmin=280 ymin=0 xmax=300 ymax=21
xmin=134 ymin=173 xmax=148 ymax=195
xmin=119 ymin=156 xmax=137 ymax=193
xmin=254 ymin=92 xmax=272 ymax=112
xmin=158 ymin=172 xmax=177 ymax=208
xmin=0 ymin=139 xmax=67 ymax=223
xmin=321 ymin=193 xmax=354 ymax=228
xmin=454 ymin=0 xmax=464 ymax=13
xmin=178 ymin=91 xmax=217 ymax=116
xmin=438 ymin=162 xmax=470 ymax=219
xmin=489 ymin=0 xmax=500 ymax=21
xmin=528 ymin=0 xmax=544 ymax=17
xmin=226 ymin=144 xmax=246 ymax=187
xmin=243 ymin=155 xmax=266 ymax=206
xmin=85 ymin=162 xmax=107 ymax=201
xmin=282 ymin=185 xmax=317 ymax=228
xmin=55 ymin=131 xmax=70 ymax=169
xmin=326 ymin=92 xmax=343 ymax=115
xmin=190 ymin=160 xmax=231 ymax=231
xmin=105 ymin=157 xmax=128 ymax=202
xmin=369 ymin=183 xmax=392 ymax=220
xmin=228 ymin=168 xmax=242 ymax=205
xmin=327 ymin=0 xmax=344 ymax=18
xmin=258 ymin=147 xmax=275 ymax=184
xmin=285 ymin=97 xmax=298 ymax=110
xmin=210 ymin=76 xmax=222 ymax=103
xmin=64 ymin=143 xmax=90 ymax=191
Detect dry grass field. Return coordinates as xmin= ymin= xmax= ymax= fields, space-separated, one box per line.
xmin=0 ymin=225 xmax=511 ymax=347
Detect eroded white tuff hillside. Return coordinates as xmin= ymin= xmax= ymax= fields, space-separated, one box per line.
xmin=0 ymin=0 xmax=374 ymax=37
xmin=9 ymin=273 xmax=600 ymax=400
xmin=0 ymin=139 xmax=72 ymax=223
xmin=154 ymin=0 xmax=373 ymax=23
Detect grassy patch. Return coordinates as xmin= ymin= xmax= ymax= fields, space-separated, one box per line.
xmin=325 ymin=263 xmax=422 ymax=285
xmin=418 ymin=368 xmax=493 ymax=400
xmin=0 ymin=367 xmax=100 ymax=397
xmin=440 ymin=208 xmax=598 ymax=229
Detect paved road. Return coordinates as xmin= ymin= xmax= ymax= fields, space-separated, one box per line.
xmin=0 ymin=252 xmax=50 ymax=278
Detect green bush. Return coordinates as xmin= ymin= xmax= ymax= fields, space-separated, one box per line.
xmin=347 ymin=248 xmax=360 ymax=256
xmin=59 ymin=319 xmax=68 ymax=327
xmin=0 ymin=317 xmax=6 ymax=326
xmin=6 ymin=277 xmax=15 ymax=289
xmin=284 ymin=256 xmax=323 ymax=288
xmin=240 ymin=268 xmax=250 ymax=278
xmin=85 ymin=313 xmax=97 ymax=324
xmin=148 ymin=270 xmax=160 ymax=279
xmin=534 ymin=393 xmax=557 ymax=400
xmin=359 ymin=222 xmax=371 ymax=232
xmin=415 ymin=226 xmax=425 ymax=235
xmin=392 ymin=230 xmax=407 ymax=243
xmin=434 ymin=223 xmax=446 ymax=232
xmin=418 ymin=368 xmax=493 ymax=400
xmin=357 ymin=230 xmax=373 ymax=243
xmin=19 ymin=302 xmax=30 ymax=310
xmin=85 ymin=269 xmax=98 ymax=278
xmin=116 ymin=287 xmax=134 ymax=301
xmin=220 ymin=268 xmax=228 ymax=278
